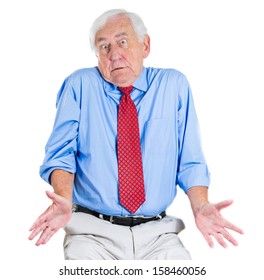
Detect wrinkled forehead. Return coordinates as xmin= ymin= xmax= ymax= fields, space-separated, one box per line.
xmin=95 ymin=15 xmax=135 ymax=41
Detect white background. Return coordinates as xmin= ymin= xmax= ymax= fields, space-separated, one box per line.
xmin=1 ymin=0 xmax=263 ymax=279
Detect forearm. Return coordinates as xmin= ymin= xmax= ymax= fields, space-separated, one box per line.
xmin=50 ymin=169 xmax=74 ymax=202
xmin=186 ymin=186 xmax=209 ymax=216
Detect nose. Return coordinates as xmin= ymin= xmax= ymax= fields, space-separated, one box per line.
xmin=109 ymin=44 xmax=122 ymax=61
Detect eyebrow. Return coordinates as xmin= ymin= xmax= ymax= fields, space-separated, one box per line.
xmin=115 ymin=32 xmax=128 ymax=38
xmin=96 ymin=32 xmax=128 ymax=44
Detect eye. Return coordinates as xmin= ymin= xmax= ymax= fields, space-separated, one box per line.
xmin=120 ymin=39 xmax=127 ymax=45
xmin=101 ymin=44 xmax=109 ymax=50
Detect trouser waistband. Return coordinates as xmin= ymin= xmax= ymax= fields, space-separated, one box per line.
xmin=73 ymin=204 xmax=166 ymax=227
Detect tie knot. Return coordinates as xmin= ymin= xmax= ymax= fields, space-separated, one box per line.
xmin=118 ymin=85 xmax=134 ymax=95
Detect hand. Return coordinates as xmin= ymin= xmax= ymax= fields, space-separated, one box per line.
xmin=194 ymin=200 xmax=244 ymax=248
xmin=28 ymin=190 xmax=72 ymax=246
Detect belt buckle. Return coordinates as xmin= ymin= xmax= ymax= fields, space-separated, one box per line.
xmin=99 ymin=213 xmax=115 ymax=223
xmin=72 ymin=204 xmax=77 ymax=212
xmin=130 ymin=215 xmax=145 ymax=219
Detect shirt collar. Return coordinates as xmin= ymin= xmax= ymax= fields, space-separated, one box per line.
xmin=102 ymin=67 xmax=148 ymax=95
xmin=133 ymin=67 xmax=148 ymax=92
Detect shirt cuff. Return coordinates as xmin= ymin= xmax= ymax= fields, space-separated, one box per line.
xmin=39 ymin=159 xmax=76 ymax=184
xmin=177 ymin=164 xmax=210 ymax=192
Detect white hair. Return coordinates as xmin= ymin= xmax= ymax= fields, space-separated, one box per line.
xmin=89 ymin=9 xmax=148 ymax=53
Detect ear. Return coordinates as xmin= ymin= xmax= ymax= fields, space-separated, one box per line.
xmin=142 ymin=35 xmax=151 ymax=58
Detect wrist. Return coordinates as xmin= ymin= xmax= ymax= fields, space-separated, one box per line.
xmin=192 ymin=202 xmax=210 ymax=217
xmin=186 ymin=186 xmax=209 ymax=217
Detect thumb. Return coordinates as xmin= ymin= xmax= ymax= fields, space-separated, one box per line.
xmin=45 ymin=190 xmax=63 ymax=204
xmin=215 ymin=199 xmax=233 ymax=211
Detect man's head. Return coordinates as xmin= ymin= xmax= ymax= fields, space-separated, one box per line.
xmin=90 ymin=9 xmax=150 ymax=87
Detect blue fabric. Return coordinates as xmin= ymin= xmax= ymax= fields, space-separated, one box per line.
xmin=40 ymin=67 xmax=210 ymax=216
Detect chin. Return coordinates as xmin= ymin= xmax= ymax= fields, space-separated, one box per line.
xmin=111 ymin=74 xmax=135 ymax=86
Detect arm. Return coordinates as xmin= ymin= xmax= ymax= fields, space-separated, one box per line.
xmin=175 ymin=76 xmax=243 ymax=247
xmin=50 ymin=169 xmax=74 ymax=201
xmin=29 ymin=75 xmax=80 ymax=245
xmin=186 ymin=186 xmax=244 ymax=248
xmin=186 ymin=185 xmax=209 ymax=212
xmin=28 ymin=170 xmax=74 ymax=246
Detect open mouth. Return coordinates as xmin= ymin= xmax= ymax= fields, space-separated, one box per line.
xmin=111 ymin=67 xmax=126 ymax=72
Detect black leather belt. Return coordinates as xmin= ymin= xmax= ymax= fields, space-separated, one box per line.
xmin=73 ymin=204 xmax=166 ymax=227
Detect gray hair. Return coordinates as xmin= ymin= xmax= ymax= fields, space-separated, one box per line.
xmin=89 ymin=9 xmax=148 ymax=53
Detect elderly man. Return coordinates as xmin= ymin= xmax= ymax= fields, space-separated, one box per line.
xmin=29 ymin=9 xmax=243 ymax=260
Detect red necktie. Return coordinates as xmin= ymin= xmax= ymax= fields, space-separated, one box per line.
xmin=117 ymin=85 xmax=145 ymax=213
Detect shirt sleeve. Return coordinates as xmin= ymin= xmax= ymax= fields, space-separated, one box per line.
xmin=176 ymin=75 xmax=210 ymax=192
xmin=39 ymin=76 xmax=80 ymax=184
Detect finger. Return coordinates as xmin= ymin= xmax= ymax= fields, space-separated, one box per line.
xmin=29 ymin=216 xmax=46 ymax=231
xmin=212 ymin=232 xmax=228 ymax=248
xmin=220 ymin=228 xmax=239 ymax=246
xmin=28 ymin=220 xmax=49 ymax=240
xmin=201 ymin=232 xmax=214 ymax=248
xmin=45 ymin=190 xmax=65 ymax=205
xmin=224 ymin=220 xmax=244 ymax=235
xmin=30 ymin=191 xmax=61 ymax=229
xmin=42 ymin=227 xmax=59 ymax=245
xmin=28 ymin=229 xmax=40 ymax=241
xmin=29 ymin=208 xmax=51 ymax=231
xmin=35 ymin=225 xmax=58 ymax=246
xmin=214 ymin=199 xmax=233 ymax=211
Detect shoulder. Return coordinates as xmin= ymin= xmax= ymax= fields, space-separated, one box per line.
xmin=145 ymin=67 xmax=188 ymax=84
xmin=56 ymin=67 xmax=102 ymax=103
xmin=64 ymin=67 xmax=101 ymax=83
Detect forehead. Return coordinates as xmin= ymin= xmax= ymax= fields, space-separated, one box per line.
xmin=95 ymin=16 xmax=136 ymax=41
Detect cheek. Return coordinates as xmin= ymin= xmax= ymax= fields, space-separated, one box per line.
xmin=130 ymin=51 xmax=144 ymax=70
xmin=98 ymin=58 xmax=110 ymax=73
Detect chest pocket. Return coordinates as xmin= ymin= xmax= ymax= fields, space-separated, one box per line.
xmin=142 ymin=118 xmax=174 ymax=158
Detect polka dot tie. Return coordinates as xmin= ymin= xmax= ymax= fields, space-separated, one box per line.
xmin=117 ymin=85 xmax=145 ymax=213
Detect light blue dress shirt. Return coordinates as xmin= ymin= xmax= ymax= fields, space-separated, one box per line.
xmin=40 ymin=67 xmax=210 ymax=216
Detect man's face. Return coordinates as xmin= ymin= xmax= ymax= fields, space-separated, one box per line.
xmin=95 ymin=16 xmax=150 ymax=87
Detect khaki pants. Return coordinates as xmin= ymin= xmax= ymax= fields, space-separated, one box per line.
xmin=63 ymin=212 xmax=191 ymax=260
